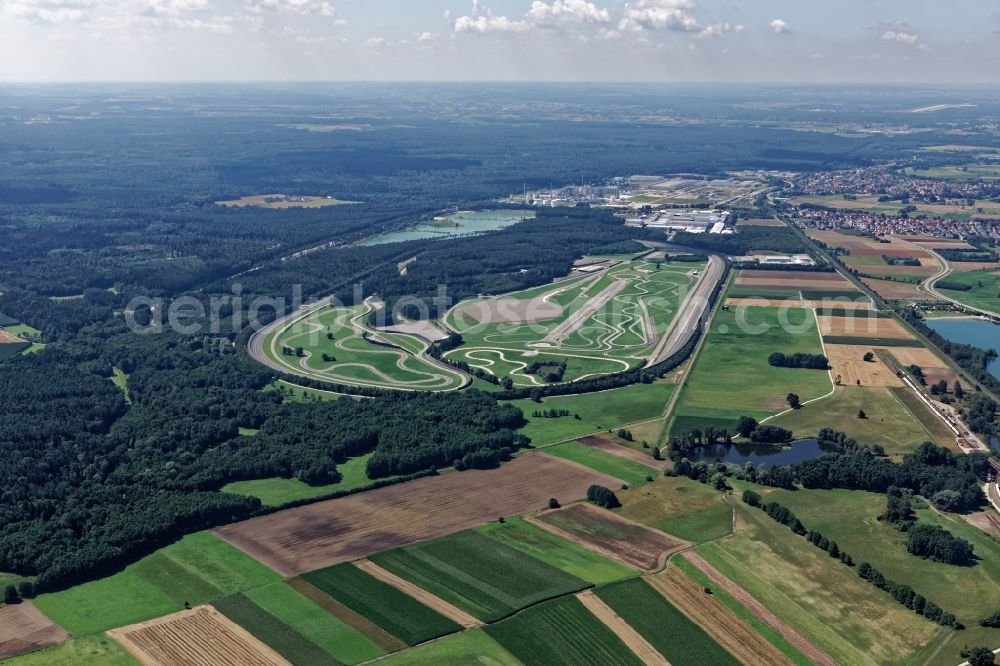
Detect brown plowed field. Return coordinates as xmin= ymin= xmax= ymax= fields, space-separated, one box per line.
xmin=0 ymin=601 xmax=70 ymax=660
xmin=738 ymin=270 xmax=846 ymax=283
xmin=817 ymin=314 xmax=914 ymax=339
xmin=577 ymin=436 xmax=667 ymax=472
xmin=107 ymin=606 xmax=287 ymax=666
xmin=0 ymin=331 xmax=24 ymax=344
xmin=213 ymin=453 xmax=623 ymax=576
xmin=683 ymin=552 xmax=838 ymax=666
xmin=824 ymin=344 xmax=903 ymax=387
xmin=529 ymin=503 xmax=687 ymax=572
xmin=648 ymin=566 xmax=793 ymax=666
xmin=862 ymin=278 xmax=940 ymax=301
xmin=576 ymin=591 xmax=668 ymax=666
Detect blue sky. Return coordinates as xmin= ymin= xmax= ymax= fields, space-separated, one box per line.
xmin=1 ymin=0 xmax=998 ymax=82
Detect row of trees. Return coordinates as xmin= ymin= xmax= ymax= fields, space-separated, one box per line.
xmin=768 ymin=352 xmax=830 ymax=370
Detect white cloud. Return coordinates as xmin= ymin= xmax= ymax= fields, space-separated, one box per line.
xmin=697 ymin=21 xmax=742 ymax=39
xmin=3 ymin=0 xmax=95 ymax=24
xmin=362 ymin=36 xmax=388 ymax=48
xmin=881 ymin=30 xmax=919 ymax=45
xmin=618 ymin=0 xmax=698 ymax=34
xmin=415 ymin=31 xmax=436 ymax=42
xmin=770 ymin=18 xmax=790 ymax=34
xmin=244 ymin=0 xmax=338 ymax=18
xmin=169 ymin=15 xmax=233 ymax=32
xmin=454 ymin=0 xmax=610 ymax=35
xmin=129 ymin=0 xmax=208 ymax=19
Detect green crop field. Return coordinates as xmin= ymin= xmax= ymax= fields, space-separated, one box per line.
xmin=476 ymin=517 xmax=636 ymax=585
xmin=1 ymin=634 xmax=137 ymax=666
xmin=889 ymin=387 xmax=959 ymax=446
xmin=484 ymin=596 xmax=643 ymax=666
xmin=376 ymin=629 xmax=522 ymax=666
xmin=936 ymin=269 xmax=1000 ymax=315
xmin=222 ymin=454 xmax=379 ymax=506
xmin=696 ymin=495 xmax=937 ymax=665
xmin=541 ymin=441 xmax=657 ymax=485
xmin=302 ymin=564 xmax=461 ymax=646
xmin=244 ymin=582 xmax=386 ymax=665
xmin=905 ymin=164 xmax=1000 ymax=181
xmin=508 ymin=380 xmax=675 ymax=446
xmin=33 ymin=531 xmax=281 ymax=636
xmin=615 ymin=476 xmax=733 ymax=543
xmin=767 ymin=386 xmax=937 ymax=457
xmin=370 ymin=529 xmax=589 ymax=622
xmin=754 ymin=487 xmax=1000 ymax=627
xmin=212 ymin=593 xmax=333 ymax=665
xmin=596 ymin=578 xmax=739 ymax=666
xmin=443 ymin=259 xmax=702 ymax=387
xmin=673 ymin=556 xmax=811 ymax=666
xmin=263 ymin=302 xmax=466 ymax=392
xmin=671 ymin=306 xmax=832 ymax=435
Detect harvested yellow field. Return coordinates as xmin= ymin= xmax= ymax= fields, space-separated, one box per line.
xmin=824 ymin=344 xmax=903 ymax=387
xmin=107 ymin=606 xmax=288 ymax=666
xmin=817 ymin=315 xmax=914 ymax=340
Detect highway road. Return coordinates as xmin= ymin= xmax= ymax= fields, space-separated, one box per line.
xmin=902 ymin=239 xmax=1000 ymax=320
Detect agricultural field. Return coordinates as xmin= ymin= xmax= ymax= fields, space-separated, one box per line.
xmin=476 ymin=517 xmax=636 ymax=585
xmin=822 ymin=343 xmax=904 ymax=387
xmin=934 ymin=268 xmax=1000 ymax=315
xmin=32 ymin=531 xmax=281 ymax=637
xmin=213 ymin=453 xmax=621 ymax=576
xmin=1 ymin=634 xmax=136 ymax=666
xmin=768 ymin=386 xmax=940 ymax=457
xmin=107 ymin=605 xmax=286 ymax=666
xmin=904 ymin=164 xmax=1000 ymax=182
xmin=259 ymin=301 xmax=467 ymax=392
xmin=615 ymin=475 xmax=733 ymax=543
xmin=674 ymin=556 xmax=816 ymax=666
xmin=596 ymin=577 xmax=742 ymax=666
xmin=244 ymin=582 xmax=386 ymax=664
xmin=795 ymin=193 xmax=1000 ymax=219
xmin=0 ymin=602 xmax=70 ymax=660
xmin=369 ymin=529 xmax=589 ymax=622
xmin=670 ymin=305 xmax=832 ymax=435
xmin=375 ymin=629 xmax=521 ymax=666
xmin=732 ymin=269 xmax=858 ymax=298
xmin=221 ymin=454 xmax=379 ymax=507
xmin=696 ymin=497 xmax=939 ymax=665
xmin=508 ymin=380 xmax=675 ymax=446
xmin=443 ymin=258 xmax=703 ymax=386
xmin=531 ymin=503 xmax=686 ymax=572
xmin=541 ymin=440 xmax=658 ymax=485
xmin=215 ymin=193 xmax=358 ymax=208
xmin=484 ymin=595 xmax=644 ymax=666
xmin=212 ymin=593 xmax=334 ymax=665
xmin=755 ymin=487 xmax=1000 ymax=629
xmin=301 ymin=563 xmax=461 ymax=646
xmin=862 ymin=277 xmax=941 ymax=303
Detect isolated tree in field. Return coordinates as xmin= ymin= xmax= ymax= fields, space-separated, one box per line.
xmin=954 ymin=381 xmax=965 ymax=399
xmin=586 ymin=484 xmax=621 ymax=509
xmin=17 ymin=581 xmax=34 ymax=599
xmin=786 ymin=393 xmax=801 ymax=409
xmin=294 ymin=346 xmax=305 ymax=357
xmin=736 ymin=416 xmax=758 ymax=438
xmin=3 ymin=585 xmax=19 ymax=604
xmin=548 ymin=498 xmax=560 ymax=509
xmin=857 ymin=409 xmax=867 ymax=419
xmin=863 ymin=351 xmax=875 ymax=362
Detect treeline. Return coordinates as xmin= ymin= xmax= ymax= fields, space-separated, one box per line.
xmin=671 ymin=225 xmax=807 ymax=256
xmin=742 ymin=493 xmax=957 ymax=627
xmin=793 ymin=442 xmax=987 ymax=513
xmin=768 ymin=352 xmax=830 ymax=370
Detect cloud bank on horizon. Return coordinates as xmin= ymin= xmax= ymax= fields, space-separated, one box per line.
xmin=0 ymin=0 xmax=997 ymax=81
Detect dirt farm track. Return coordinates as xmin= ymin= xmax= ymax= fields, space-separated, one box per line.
xmin=213 ymin=452 xmax=624 ymax=576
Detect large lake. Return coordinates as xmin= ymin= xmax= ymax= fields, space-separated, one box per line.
xmin=925 ymin=317 xmax=1000 ymax=383
xmin=363 ymin=209 xmax=534 ymax=245
xmin=687 ymin=438 xmax=839 ymax=467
